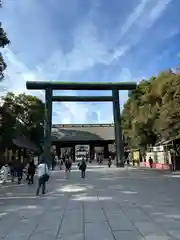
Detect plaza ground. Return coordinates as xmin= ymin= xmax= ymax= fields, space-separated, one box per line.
xmin=0 ymin=164 xmax=180 ymax=239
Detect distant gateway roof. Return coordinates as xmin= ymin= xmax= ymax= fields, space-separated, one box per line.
xmin=52 ymin=124 xmax=115 ymax=142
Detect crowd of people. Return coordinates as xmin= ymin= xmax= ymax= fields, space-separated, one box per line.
xmin=59 ymin=156 xmax=87 ymax=179
xmin=0 ymin=152 xmax=151 ymax=197
xmin=0 ymin=155 xmax=88 ymax=196
xmin=0 ymin=156 xmax=37 ymax=185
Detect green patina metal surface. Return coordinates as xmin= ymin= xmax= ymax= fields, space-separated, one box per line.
xmin=44 ymin=88 xmax=52 ymax=167
xmin=26 ymin=81 xmax=137 ymax=90
xmin=52 ymin=96 xmax=114 ymax=102
xmin=113 ymin=89 xmax=124 ymax=167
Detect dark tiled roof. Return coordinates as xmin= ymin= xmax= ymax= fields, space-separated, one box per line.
xmin=12 ymin=135 xmax=41 ymax=153
xmin=52 ymin=124 xmax=115 ymax=142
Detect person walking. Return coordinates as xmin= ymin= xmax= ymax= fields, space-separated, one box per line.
xmin=9 ymin=156 xmax=15 ymax=182
xmin=0 ymin=164 xmax=9 ymax=184
xmin=36 ymin=160 xmax=49 ymax=196
xmin=108 ymin=156 xmax=112 ymax=168
xmin=60 ymin=158 xmax=64 ymax=170
xmin=16 ymin=160 xmax=23 ymax=184
xmin=149 ymin=157 xmax=153 ymax=168
xmin=79 ymin=158 xmax=87 ymax=178
xmin=27 ymin=160 xmax=36 ymax=185
xmin=65 ymin=157 xmax=72 ymax=179
xmin=25 ymin=162 xmax=30 ymax=181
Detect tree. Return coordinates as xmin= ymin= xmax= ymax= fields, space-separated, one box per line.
xmin=0 ymin=102 xmax=17 ymax=158
xmin=0 ymin=4 xmax=10 ymax=81
xmin=2 ymin=92 xmax=45 ymax=146
xmin=153 ymin=73 xmax=180 ymax=139
xmin=121 ymin=71 xmax=180 ymax=150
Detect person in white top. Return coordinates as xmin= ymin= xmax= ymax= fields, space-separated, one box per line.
xmin=36 ymin=160 xmax=49 ymax=196
xmin=0 ymin=164 xmax=9 ymax=184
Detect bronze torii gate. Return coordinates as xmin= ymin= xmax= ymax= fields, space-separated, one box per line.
xmin=26 ymin=81 xmax=137 ymax=167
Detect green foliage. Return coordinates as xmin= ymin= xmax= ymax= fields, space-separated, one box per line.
xmin=0 ymin=15 xmax=10 ymax=80
xmin=122 ymin=71 xmax=180 ymax=150
xmin=0 ymin=104 xmax=17 ymax=148
xmin=2 ymin=92 xmax=45 ymax=145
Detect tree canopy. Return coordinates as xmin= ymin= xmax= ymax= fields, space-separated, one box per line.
xmin=0 ymin=4 xmax=10 ymax=81
xmin=2 ymin=92 xmax=45 ymax=146
xmin=121 ymin=70 xmax=180 ymax=150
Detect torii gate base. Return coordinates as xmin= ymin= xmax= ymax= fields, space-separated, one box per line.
xmin=26 ymin=81 xmax=137 ymax=167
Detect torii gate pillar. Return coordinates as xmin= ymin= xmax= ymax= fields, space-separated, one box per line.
xmin=112 ymin=89 xmax=124 ymax=167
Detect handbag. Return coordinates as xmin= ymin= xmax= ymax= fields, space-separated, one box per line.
xmin=43 ymin=163 xmax=49 ymax=182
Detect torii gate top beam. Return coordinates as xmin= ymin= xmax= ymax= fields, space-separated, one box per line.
xmin=26 ymin=81 xmax=137 ymax=91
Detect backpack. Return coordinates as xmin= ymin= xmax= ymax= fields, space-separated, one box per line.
xmin=43 ymin=164 xmax=49 ymax=182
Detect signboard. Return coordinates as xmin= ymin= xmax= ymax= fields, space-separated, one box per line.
xmin=75 ymin=145 xmax=90 ymax=161
xmin=153 ymin=146 xmax=164 ymax=152
xmin=108 ymin=143 xmax=116 ymax=153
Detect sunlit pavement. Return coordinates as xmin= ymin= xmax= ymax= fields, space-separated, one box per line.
xmin=0 ymin=165 xmax=180 ymax=239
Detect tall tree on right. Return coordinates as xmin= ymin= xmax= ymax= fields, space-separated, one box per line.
xmin=121 ymin=71 xmax=180 ymax=150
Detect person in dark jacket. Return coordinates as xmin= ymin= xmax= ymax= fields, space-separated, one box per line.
xmin=9 ymin=156 xmax=15 ymax=182
xmin=149 ymin=157 xmax=153 ymax=168
xmin=65 ymin=157 xmax=72 ymax=179
xmin=79 ymin=158 xmax=87 ymax=178
xmin=16 ymin=160 xmax=23 ymax=184
xmin=28 ymin=161 xmax=36 ymax=185
xmin=108 ymin=156 xmax=112 ymax=168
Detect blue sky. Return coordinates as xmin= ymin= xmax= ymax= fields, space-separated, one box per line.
xmin=1 ymin=0 xmax=180 ymax=124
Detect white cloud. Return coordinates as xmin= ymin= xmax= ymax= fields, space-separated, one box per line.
xmin=148 ymin=0 xmax=171 ymax=24
xmin=1 ymin=0 xmax=115 ymax=124
xmin=65 ymin=23 xmax=107 ymax=70
xmin=0 ymin=48 xmax=44 ymax=97
xmin=1 ymin=48 xmax=113 ymax=124
xmin=0 ymin=0 xmax=125 ymax=124
xmin=0 ymin=0 xmax=173 ymax=124
xmin=37 ymin=21 xmax=128 ymax=78
xmin=112 ymin=46 xmax=130 ymax=61
xmin=119 ymin=0 xmax=150 ymax=38
xmin=112 ymin=0 xmax=172 ymax=57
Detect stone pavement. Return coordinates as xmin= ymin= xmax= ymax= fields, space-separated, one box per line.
xmin=0 ymin=164 xmax=180 ymax=239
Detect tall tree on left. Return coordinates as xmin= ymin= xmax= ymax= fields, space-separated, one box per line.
xmin=0 ymin=2 xmax=10 ymax=81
